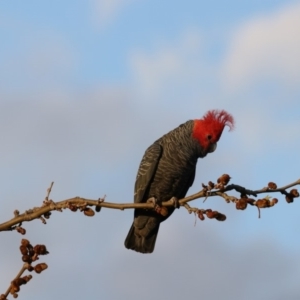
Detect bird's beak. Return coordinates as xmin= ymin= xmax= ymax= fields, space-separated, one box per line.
xmin=207 ymin=143 xmax=217 ymax=153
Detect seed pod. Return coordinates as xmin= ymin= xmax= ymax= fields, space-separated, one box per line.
xmin=34 ymin=263 xmax=48 ymax=274
xmin=21 ymin=239 xmax=30 ymax=247
xmin=34 ymin=245 xmax=49 ymax=255
xmin=290 ymin=189 xmax=299 ymax=197
xmin=10 ymin=285 xmax=20 ymax=294
xmin=16 ymin=227 xmax=26 ymax=235
xmin=268 ymin=182 xmax=277 ymax=189
xmin=22 ymin=255 xmax=32 ymax=263
xmin=208 ymin=181 xmax=215 ymax=188
xmin=12 ymin=278 xmax=26 ymax=287
xmin=236 ymin=199 xmax=247 ymax=210
xmin=19 ymin=245 xmax=28 ymax=255
xmin=255 ymin=199 xmax=270 ymax=208
xmin=10 ymin=288 xmax=19 ymax=295
xmin=215 ymin=213 xmax=226 ymax=221
xmin=205 ymin=209 xmax=217 ymax=219
xmin=84 ymin=208 xmax=95 ymax=217
xmin=68 ymin=204 xmax=78 ymax=212
xmin=286 ymin=195 xmax=294 ymax=203
xmin=197 ymin=211 xmax=205 ymax=221
xmin=217 ymin=174 xmax=231 ymax=186
xmin=270 ymin=198 xmax=278 ymax=206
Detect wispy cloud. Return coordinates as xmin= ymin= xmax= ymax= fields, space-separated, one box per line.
xmin=222 ymin=3 xmax=300 ymax=90
xmin=129 ymin=29 xmax=210 ymax=100
xmin=92 ymin=0 xmax=137 ymax=28
xmin=0 ymin=26 xmax=77 ymax=92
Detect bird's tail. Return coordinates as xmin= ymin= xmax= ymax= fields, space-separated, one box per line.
xmin=124 ymin=222 xmax=160 ymax=254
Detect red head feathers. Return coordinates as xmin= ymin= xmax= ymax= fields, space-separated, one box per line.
xmin=193 ymin=109 xmax=234 ymax=152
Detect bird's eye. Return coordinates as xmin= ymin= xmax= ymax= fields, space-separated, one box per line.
xmin=207 ymin=135 xmax=212 ymax=141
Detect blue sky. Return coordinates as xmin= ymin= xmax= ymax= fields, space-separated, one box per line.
xmin=1 ymin=0 xmax=300 ymax=299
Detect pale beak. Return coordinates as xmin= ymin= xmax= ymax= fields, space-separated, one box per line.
xmin=207 ymin=143 xmax=217 ymax=153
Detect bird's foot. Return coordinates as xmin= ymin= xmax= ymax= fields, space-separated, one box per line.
xmin=146 ymin=197 xmax=168 ymax=217
xmin=147 ymin=197 xmax=157 ymax=208
xmin=170 ymin=196 xmax=180 ymax=209
xmin=154 ymin=205 xmax=168 ymax=217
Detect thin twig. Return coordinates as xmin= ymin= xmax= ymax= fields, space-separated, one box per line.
xmin=45 ymin=182 xmax=54 ymax=201
xmin=253 ymin=179 xmax=300 ymax=194
xmin=3 ymin=263 xmax=29 ymax=299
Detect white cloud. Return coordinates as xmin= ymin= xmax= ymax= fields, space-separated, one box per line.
xmin=26 ymin=31 xmax=76 ymax=77
xmin=0 ymin=87 xmax=136 ymax=169
xmin=127 ymin=23 xmax=300 ymax=161
xmin=100 ymin=219 xmax=300 ymax=300
xmin=222 ymin=3 xmax=300 ymax=90
xmin=92 ymin=0 xmax=137 ymax=28
xmin=0 ymin=27 xmax=77 ymax=92
xmin=129 ymin=29 xmax=209 ymax=100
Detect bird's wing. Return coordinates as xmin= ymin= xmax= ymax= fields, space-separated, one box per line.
xmin=134 ymin=142 xmax=162 ymax=203
xmin=188 ymin=165 xmax=196 ymax=188
xmin=178 ymin=164 xmax=196 ymax=199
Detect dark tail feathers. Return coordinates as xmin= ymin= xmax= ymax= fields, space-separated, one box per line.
xmin=124 ymin=223 xmax=160 ymax=254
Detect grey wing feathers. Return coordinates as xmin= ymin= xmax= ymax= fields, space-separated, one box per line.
xmin=134 ymin=142 xmax=162 ymax=203
xmin=187 ymin=166 xmax=196 ymax=190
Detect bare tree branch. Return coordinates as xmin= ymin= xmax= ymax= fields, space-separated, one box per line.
xmin=1 ymin=176 xmax=299 ymax=233
xmin=0 ymin=240 xmax=48 ymax=300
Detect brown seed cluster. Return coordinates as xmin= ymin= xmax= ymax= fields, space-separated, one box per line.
xmin=0 ymin=240 xmax=50 ymax=299
xmin=67 ymin=202 xmax=98 ymax=217
xmin=67 ymin=203 xmax=78 ymax=212
xmin=232 ymin=182 xmax=300 ymax=218
xmin=285 ymin=189 xmax=299 ymax=203
xmin=203 ymin=174 xmax=231 ymax=193
xmin=20 ymin=239 xmax=49 ymax=264
xmin=255 ymin=198 xmax=278 ymax=208
xmin=235 ymin=192 xmax=278 ymax=217
xmin=197 ymin=209 xmax=226 ymax=221
xmin=9 ymin=275 xmax=32 ymax=298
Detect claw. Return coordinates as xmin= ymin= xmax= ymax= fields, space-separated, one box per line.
xmin=147 ymin=197 xmax=157 ymax=207
xmin=170 ymin=197 xmax=180 ymax=209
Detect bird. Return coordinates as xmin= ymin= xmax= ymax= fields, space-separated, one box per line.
xmin=124 ymin=109 xmax=234 ymax=253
